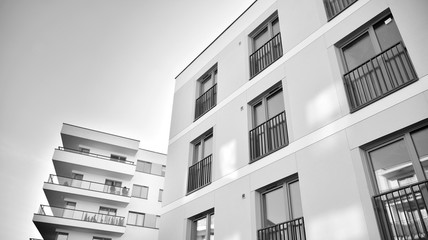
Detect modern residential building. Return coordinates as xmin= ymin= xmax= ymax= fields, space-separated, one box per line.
xmin=32 ymin=123 xmax=166 ymax=240
xmin=160 ymin=0 xmax=428 ymax=239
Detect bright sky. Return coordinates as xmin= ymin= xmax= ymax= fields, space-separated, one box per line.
xmin=0 ymin=0 xmax=254 ymax=238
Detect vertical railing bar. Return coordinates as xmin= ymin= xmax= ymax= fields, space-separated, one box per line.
xmin=397 ymin=189 xmax=416 ymax=240
xmin=412 ymin=184 xmax=428 ymax=237
xmin=384 ymin=193 xmax=400 ymax=239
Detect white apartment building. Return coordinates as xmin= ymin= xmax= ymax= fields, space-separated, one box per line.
xmin=32 ymin=123 xmax=166 ymax=240
xmin=160 ymin=0 xmax=428 ymax=239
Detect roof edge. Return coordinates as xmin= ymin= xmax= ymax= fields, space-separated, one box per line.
xmin=175 ymin=0 xmax=258 ymax=79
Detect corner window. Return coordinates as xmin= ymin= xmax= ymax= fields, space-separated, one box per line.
xmin=249 ymin=84 xmax=288 ymax=162
xmin=188 ymin=129 xmax=213 ymax=193
xmin=249 ymin=12 xmax=283 ymax=78
xmin=339 ymin=14 xmax=417 ymax=112
xmin=190 ymin=210 xmax=214 ymax=240
xmin=257 ymin=176 xmax=305 ymax=240
xmin=195 ymin=65 xmax=218 ymax=120
xmin=132 ymin=184 xmax=149 ymax=199
xmin=365 ymin=124 xmax=428 ymax=239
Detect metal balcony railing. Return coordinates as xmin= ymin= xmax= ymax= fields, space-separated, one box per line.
xmin=373 ymin=181 xmax=428 ymax=240
xmin=195 ymin=84 xmax=217 ymax=120
xmin=36 ymin=205 xmax=125 ymax=226
xmin=57 ymin=146 xmax=134 ymax=165
xmin=250 ymin=33 xmax=283 ymax=78
xmin=47 ymin=174 xmax=130 ymax=197
xmin=187 ymin=155 xmax=212 ymax=193
xmin=323 ymin=0 xmax=358 ymax=20
xmin=249 ymin=111 xmax=288 ymax=162
xmin=343 ymin=42 xmax=417 ymax=112
xmin=257 ymin=217 xmax=306 ymax=240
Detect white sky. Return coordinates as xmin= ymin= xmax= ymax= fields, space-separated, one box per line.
xmin=0 ymin=0 xmax=254 ymax=238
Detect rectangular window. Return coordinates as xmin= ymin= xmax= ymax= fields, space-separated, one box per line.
xmin=257 ymin=176 xmax=305 ymax=240
xmin=62 ymin=201 xmax=76 ymax=218
xmin=93 ymin=237 xmax=111 ymax=240
xmin=127 ymin=212 xmax=145 ymax=227
xmin=127 ymin=212 xmax=160 ymax=229
xmin=249 ymin=12 xmax=283 ymax=78
xmin=104 ymin=179 xmax=122 ymax=194
xmin=365 ymin=123 xmax=428 ymax=239
xmin=339 ymin=13 xmax=417 ymax=112
xmin=136 ymin=160 xmax=166 ymax=176
xmin=195 ymin=65 xmax=218 ymax=120
xmin=79 ymin=147 xmax=90 ymax=154
xmin=190 ymin=210 xmax=214 ymax=240
xmin=249 ymin=83 xmax=288 ymax=162
xmin=99 ymin=207 xmax=117 ymax=216
xmin=158 ymin=189 xmax=163 ymax=202
xmin=188 ymin=129 xmax=213 ymax=193
xmin=56 ymin=232 xmax=68 ymax=240
xmin=323 ymin=0 xmax=358 ymax=21
xmin=71 ymin=173 xmax=83 ymax=188
xmin=110 ymin=154 xmax=126 ymax=162
xmin=132 ymin=184 xmax=149 ymax=199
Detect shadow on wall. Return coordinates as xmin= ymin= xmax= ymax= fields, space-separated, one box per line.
xmin=305 ymin=84 xmax=340 ymax=129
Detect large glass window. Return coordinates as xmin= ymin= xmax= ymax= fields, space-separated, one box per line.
xmin=339 ymin=14 xmax=417 ymax=111
xmin=136 ymin=160 xmax=166 ymax=176
xmin=258 ymin=176 xmax=305 ymax=240
xmin=190 ymin=211 xmax=214 ymax=240
xmin=249 ymin=84 xmax=288 ymax=162
xmin=367 ymin=123 xmax=428 ymax=240
xmin=188 ymin=129 xmax=214 ymax=193
xmin=195 ymin=65 xmax=218 ymax=120
xmin=249 ymin=12 xmax=282 ymax=78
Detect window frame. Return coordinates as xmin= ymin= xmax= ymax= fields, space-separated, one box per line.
xmin=249 ymin=12 xmax=280 ymax=53
xmin=189 ymin=209 xmax=215 ymax=240
xmin=55 ymin=232 xmax=69 ymax=240
xmin=127 ymin=211 xmax=160 ymax=229
xmin=197 ymin=65 xmax=217 ymax=97
xmin=110 ymin=154 xmax=127 ymax=162
xmin=99 ymin=206 xmax=117 ymax=216
xmin=191 ymin=129 xmax=214 ymax=165
xmin=259 ymin=174 xmax=302 ymax=228
xmin=92 ymin=237 xmax=111 ymax=240
xmin=136 ymin=160 xmax=166 ymax=176
xmin=363 ymin=122 xmax=428 ymax=195
xmin=158 ymin=189 xmax=163 ymax=202
xmin=131 ymin=184 xmax=149 ymax=199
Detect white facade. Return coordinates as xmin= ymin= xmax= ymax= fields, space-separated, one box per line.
xmin=33 ymin=123 xmax=166 ymax=240
xmin=161 ymin=0 xmax=428 ymax=240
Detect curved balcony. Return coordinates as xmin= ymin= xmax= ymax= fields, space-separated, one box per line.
xmin=33 ymin=205 xmax=125 ymax=238
xmin=52 ymin=147 xmax=136 ymax=179
xmin=43 ymin=174 xmax=130 ymax=206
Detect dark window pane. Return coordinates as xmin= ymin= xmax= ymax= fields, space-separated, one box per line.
xmin=411 ymin=127 xmax=428 ymax=176
xmin=267 ymin=90 xmax=285 ymax=119
xmin=343 ymin=33 xmax=376 ymax=71
xmin=289 ymin=180 xmax=303 ymax=219
xmin=374 ymin=16 xmax=402 ymax=51
xmin=254 ymin=27 xmax=269 ymax=50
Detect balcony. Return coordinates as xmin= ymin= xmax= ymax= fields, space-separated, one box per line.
xmin=187 ymin=155 xmax=212 ymax=194
xmin=249 ymin=111 xmax=288 ymax=162
xmin=33 ymin=205 xmax=126 ymax=237
xmin=257 ymin=217 xmax=306 ymax=240
xmin=43 ymin=174 xmax=130 ymax=206
xmin=343 ymin=42 xmax=417 ymax=112
xmin=53 ymin=147 xmax=135 ymax=178
xmin=195 ymin=84 xmax=217 ymax=120
xmin=250 ymin=33 xmax=283 ymax=78
xmin=323 ymin=0 xmax=358 ymax=21
xmin=373 ymin=181 xmax=428 ymax=240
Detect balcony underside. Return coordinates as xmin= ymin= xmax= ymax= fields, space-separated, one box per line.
xmin=33 ymin=214 xmax=125 ymax=240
